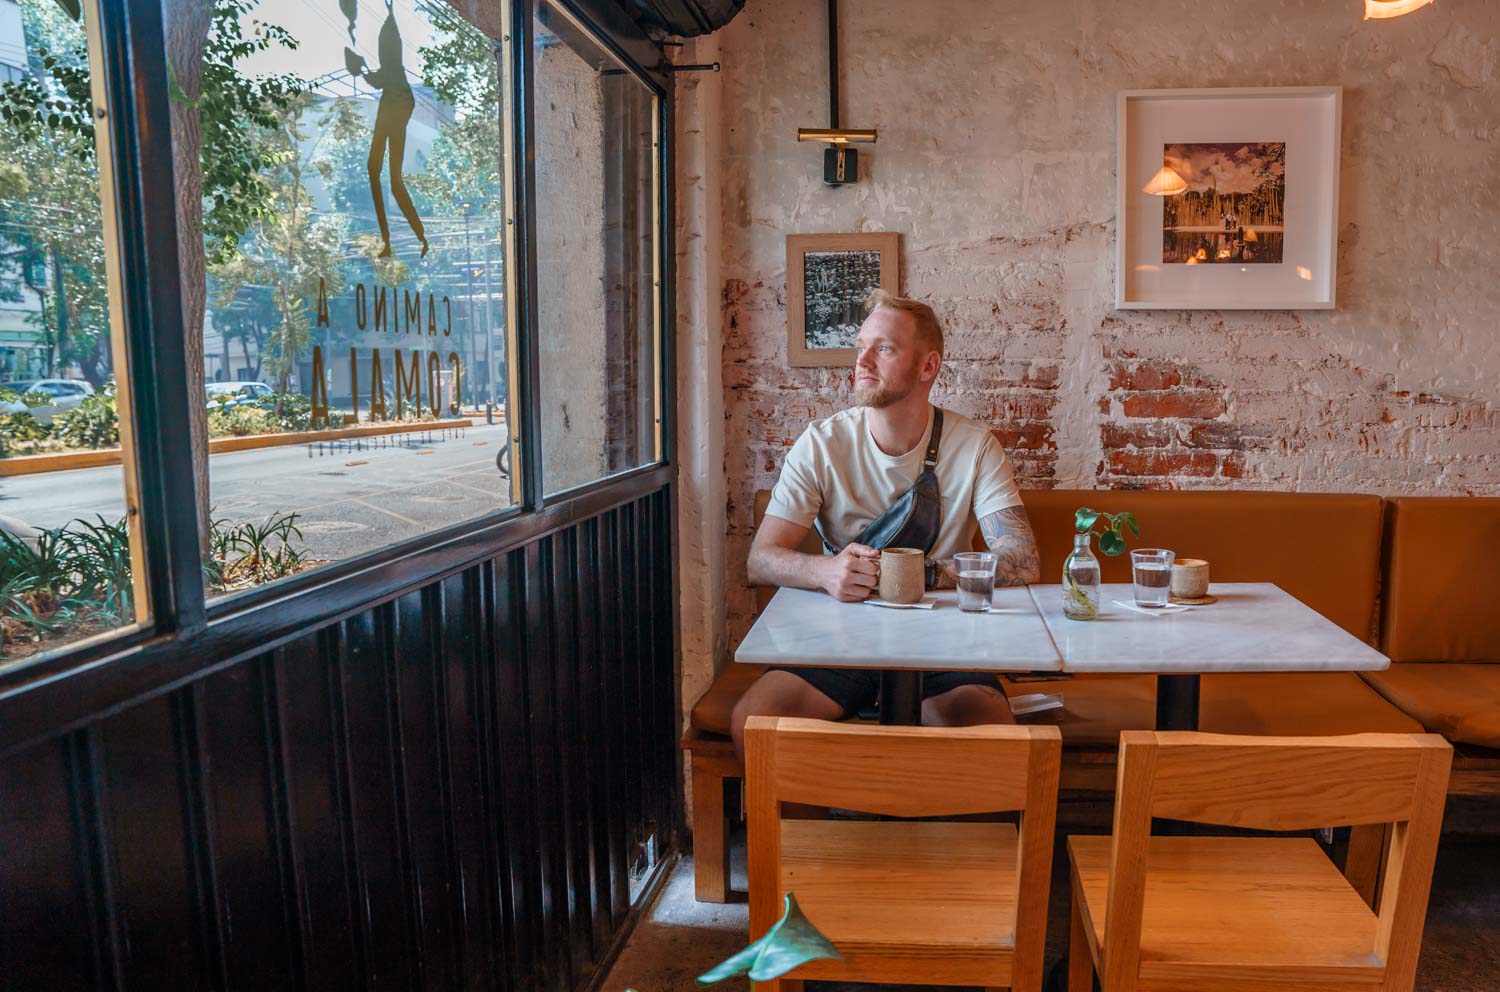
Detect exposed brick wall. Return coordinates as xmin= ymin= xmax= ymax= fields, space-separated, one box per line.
xmin=1094 ymin=321 xmax=1500 ymax=491
xmin=676 ymin=0 xmax=1500 ymax=652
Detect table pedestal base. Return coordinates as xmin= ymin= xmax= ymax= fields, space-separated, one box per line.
xmin=1155 ymin=675 xmax=1201 ymax=842
xmin=1155 ymin=673 xmax=1201 ymax=732
xmin=879 ymin=671 xmax=923 ymax=725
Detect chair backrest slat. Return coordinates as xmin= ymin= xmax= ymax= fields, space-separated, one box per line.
xmin=1144 ymin=732 xmax=1429 ymax=830
xmin=761 ymin=718 xmax=1052 ymax=817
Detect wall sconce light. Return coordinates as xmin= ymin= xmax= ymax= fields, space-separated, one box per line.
xmin=1365 ymin=0 xmax=1435 ymax=18
xmin=1142 ymin=166 xmax=1188 ymax=196
xmin=798 ymin=0 xmax=877 ymax=185
xmin=798 ymin=128 xmax=878 ymax=184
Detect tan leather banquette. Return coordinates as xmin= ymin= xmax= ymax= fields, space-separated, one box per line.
xmin=1362 ymin=497 xmax=1500 ymax=751
xmin=698 ymin=488 xmax=1417 ymax=745
xmin=682 ymin=489 xmax=1494 ymax=902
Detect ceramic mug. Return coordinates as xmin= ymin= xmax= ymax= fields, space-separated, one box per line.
xmin=878 ymin=547 xmax=925 ymax=605
xmin=1170 ymin=558 xmax=1211 ymax=599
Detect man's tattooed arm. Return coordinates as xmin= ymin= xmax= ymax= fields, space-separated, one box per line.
xmin=926 ymin=505 xmax=1043 ymax=589
xmin=980 ymin=505 xmax=1042 ymax=585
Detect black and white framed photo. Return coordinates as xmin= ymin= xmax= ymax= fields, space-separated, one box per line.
xmin=786 ymin=232 xmax=901 ymax=367
xmin=1117 ymin=87 xmax=1342 ymax=310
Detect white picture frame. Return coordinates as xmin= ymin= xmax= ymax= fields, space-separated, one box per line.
xmin=1116 ymin=87 xmax=1342 ymax=310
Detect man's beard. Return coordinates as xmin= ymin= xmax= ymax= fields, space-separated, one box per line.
xmin=855 ymin=375 xmax=914 ymax=409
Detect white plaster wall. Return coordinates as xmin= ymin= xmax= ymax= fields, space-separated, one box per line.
xmin=671 ymin=0 xmax=1500 ymax=807
xmin=537 ymin=40 xmax=609 ymax=493
xmin=673 ymin=33 xmax=727 ymax=821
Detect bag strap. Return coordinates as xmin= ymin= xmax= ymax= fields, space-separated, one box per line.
xmin=816 ymin=407 xmax=945 ymax=556
xmin=923 ymin=407 xmax=944 ymax=470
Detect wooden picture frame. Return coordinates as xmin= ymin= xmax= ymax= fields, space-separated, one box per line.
xmin=786 ymin=232 xmax=901 ymax=367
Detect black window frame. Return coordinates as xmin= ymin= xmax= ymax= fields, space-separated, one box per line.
xmin=0 ymin=0 xmax=676 ymax=756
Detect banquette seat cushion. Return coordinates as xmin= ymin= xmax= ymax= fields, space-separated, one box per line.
xmin=690 ymin=661 xmax=767 ymax=735
xmin=686 ymin=668 xmax=1420 ymax=740
xmin=1360 ymin=497 xmax=1500 ymax=749
xmin=1009 ymin=672 xmax=1420 ymax=745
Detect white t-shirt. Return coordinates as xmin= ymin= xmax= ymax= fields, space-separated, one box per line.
xmin=764 ymin=405 xmax=1023 ymax=558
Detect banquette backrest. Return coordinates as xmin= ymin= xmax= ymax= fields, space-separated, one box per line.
xmin=750 ymin=488 xmax=1385 ymax=641
xmin=1380 ymin=497 xmax=1500 ymax=663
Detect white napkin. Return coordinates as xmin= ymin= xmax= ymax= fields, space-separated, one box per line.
xmin=1111 ymin=600 xmax=1189 ymax=617
xmin=864 ymin=597 xmax=937 ymax=610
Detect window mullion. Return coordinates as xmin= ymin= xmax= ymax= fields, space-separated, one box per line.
xmin=512 ymin=0 xmax=546 ymax=510
xmin=108 ymin=0 xmax=209 ymax=633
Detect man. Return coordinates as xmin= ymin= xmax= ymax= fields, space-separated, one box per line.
xmin=731 ymin=290 xmax=1041 ymax=760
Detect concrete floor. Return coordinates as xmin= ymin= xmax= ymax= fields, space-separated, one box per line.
xmin=603 ymin=798 xmax=1500 ymax=992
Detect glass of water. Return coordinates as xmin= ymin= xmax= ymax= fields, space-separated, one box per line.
xmin=1130 ymin=549 xmax=1175 ymax=608
xmin=954 ymin=552 xmax=998 ymax=613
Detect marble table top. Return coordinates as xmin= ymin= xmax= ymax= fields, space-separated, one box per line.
xmin=734 ymin=586 xmax=1064 ymax=672
xmin=1028 ymin=582 xmax=1391 ymax=674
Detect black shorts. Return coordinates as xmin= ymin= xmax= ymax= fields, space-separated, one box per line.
xmin=773 ymin=666 xmax=1006 ymax=719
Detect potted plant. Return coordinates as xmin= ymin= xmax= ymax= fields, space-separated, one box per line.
xmin=1063 ymin=508 xmax=1140 ymax=620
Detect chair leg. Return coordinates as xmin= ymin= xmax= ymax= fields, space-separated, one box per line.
xmin=1346 ymin=822 xmax=1390 ymax=910
xmin=692 ymin=758 xmax=729 ymax=903
xmin=1069 ymin=895 xmax=1094 ymax=992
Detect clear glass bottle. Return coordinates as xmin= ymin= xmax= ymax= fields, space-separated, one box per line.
xmin=1062 ymin=532 xmax=1101 ymax=620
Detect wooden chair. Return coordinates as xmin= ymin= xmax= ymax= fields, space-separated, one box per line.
xmin=1067 ymin=731 xmax=1452 ymax=992
xmin=744 ymin=717 xmax=1062 ymax=992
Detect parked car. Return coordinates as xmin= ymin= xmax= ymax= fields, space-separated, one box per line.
xmin=206 ymin=381 xmax=275 ymax=409
xmin=0 ymin=378 xmax=96 ymax=425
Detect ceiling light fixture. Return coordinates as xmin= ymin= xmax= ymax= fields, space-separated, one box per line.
xmin=1364 ymin=0 xmax=1436 ymax=19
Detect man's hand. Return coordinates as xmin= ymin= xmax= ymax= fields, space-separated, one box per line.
xmin=748 ymin=515 xmax=883 ymax=601
xmin=820 ymin=543 xmax=880 ymax=602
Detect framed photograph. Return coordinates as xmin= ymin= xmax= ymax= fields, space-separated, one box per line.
xmin=786 ymin=232 xmax=901 ymax=367
xmin=1116 ymin=87 xmax=1341 ymax=309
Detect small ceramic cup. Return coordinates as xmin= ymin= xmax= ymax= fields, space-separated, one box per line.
xmin=878 ymin=547 xmax=925 ymax=604
xmin=1170 ymin=558 xmax=1211 ymax=599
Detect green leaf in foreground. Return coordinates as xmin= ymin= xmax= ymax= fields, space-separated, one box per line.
xmin=697 ymin=893 xmax=841 ymax=985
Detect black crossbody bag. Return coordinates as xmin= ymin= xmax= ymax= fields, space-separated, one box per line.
xmin=817 ymin=408 xmax=945 ymax=555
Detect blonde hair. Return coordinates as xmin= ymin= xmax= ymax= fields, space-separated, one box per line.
xmin=863 ymin=289 xmax=944 ymax=357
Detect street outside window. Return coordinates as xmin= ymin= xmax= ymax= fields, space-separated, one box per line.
xmin=161 ymin=0 xmax=518 ymax=598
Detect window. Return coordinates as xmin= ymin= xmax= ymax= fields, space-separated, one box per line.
xmin=162 ymin=0 xmax=519 ymax=598
xmin=0 ymin=0 xmax=143 ymax=667
xmin=533 ymin=1 xmax=660 ymax=497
